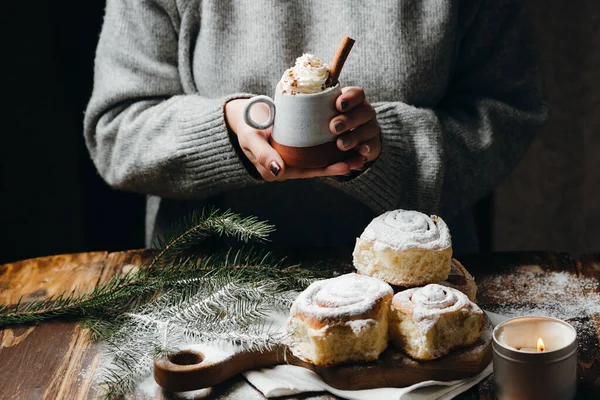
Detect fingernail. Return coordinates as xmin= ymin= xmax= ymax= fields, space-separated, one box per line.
xmin=340 ymin=100 xmax=349 ymax=111
xmin=334 ymin=121 xmax=345 ymax=133
xmin=363 ymin=144 xmax=371 ymax=154
xmin=269 ymin=161 xmax=281 ymax=177
xmin=341 ymin=137 xmax=351 ymax=148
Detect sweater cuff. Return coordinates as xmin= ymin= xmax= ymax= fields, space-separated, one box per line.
xmin=324 ymin=102 xmax=443 ymax=215
xmin=175 ymin=93 xmax=260 ymax=197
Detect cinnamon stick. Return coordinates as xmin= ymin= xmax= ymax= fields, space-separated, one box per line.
xmin=328 ymin=36 xmax=355 ymax=86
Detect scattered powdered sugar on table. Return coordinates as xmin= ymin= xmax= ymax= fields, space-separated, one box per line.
xmin=478 ymin=269 xmax=600 ymax=355
xmin=478 ymin=270 xmax=600 ymax=318
xmin=476 ymin=375 xmax=496 ymax=395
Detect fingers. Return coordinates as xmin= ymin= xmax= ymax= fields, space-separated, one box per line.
xmin=238 ymin=130 xmax=285 ymax=181
xmin=355 ymin=138 xmax=381 ymax=161
xmin=336 ymin=87 xmax=366 ymax=112
xmin=336 ymin=119 xmax=380 ymax=150
xmin=343 ymin=153 xmax=368 ymax=170
xmin=238 ymin=128 xmax=358 ymax=181
xmin=330 ymin=102 xmax=376 ymax=134
xmin=331 ymin=87 xmax=381 ymax=165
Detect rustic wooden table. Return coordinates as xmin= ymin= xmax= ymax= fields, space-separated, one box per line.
xmin=0 ymin=250 xmax=599 ymax=399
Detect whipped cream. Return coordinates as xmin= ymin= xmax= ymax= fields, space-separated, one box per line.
xmin=278 ymin=53 xmax=330 ymax=95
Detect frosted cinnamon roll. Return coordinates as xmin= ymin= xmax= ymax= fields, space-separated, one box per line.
xmin=357 ymin=258 xmax=478 ymax=302
xmin=353 ymin=209 xmax=452 ymax=286
xmin=389 ymin=284 xmax=485 ymax=360
xmin=286 ymin=273 xmax=393 ymax=366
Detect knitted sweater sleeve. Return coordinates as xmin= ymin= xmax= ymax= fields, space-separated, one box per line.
xmin=83 ymin=0 xmax=256 ymax=199
xmin=324 ymin=0 xmax=547 ymax=219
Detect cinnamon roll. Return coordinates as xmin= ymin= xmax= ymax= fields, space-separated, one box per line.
xmin=353 ymin=210 xmax=452 ymax=286
xmin=357 ymin=258 xmax=478 ymax=302
xmin=286 ymin=273 xmax=393 ymax=366
xmin=389 ymin=284 xmax=485 ymax=360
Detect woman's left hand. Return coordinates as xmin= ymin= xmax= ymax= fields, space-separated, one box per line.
xmin=330 ymin=87 xmax=381 ymax=170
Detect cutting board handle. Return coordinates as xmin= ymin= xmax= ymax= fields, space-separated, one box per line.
xmin=153 ymin=345 xmax=291 ymax=392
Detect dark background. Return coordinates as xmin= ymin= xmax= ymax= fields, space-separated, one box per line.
xmin=1 ymin=1 xmax=598 ymax=265
xmin=2 ymin=2 xmax=145 ymax=264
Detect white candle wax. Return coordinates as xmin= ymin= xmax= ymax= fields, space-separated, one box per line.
xmin=515 ymin=347 xmax=539 ymax=352
xmin=496 ymin=318 xmax=575 ymax=351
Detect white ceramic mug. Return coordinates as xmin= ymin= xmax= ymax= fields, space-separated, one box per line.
xmin=243 ymin=83 xmax=346 ymax=168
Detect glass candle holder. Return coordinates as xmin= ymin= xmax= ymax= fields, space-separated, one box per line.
xmin=492 ymin=316 xmax=577 ymax=400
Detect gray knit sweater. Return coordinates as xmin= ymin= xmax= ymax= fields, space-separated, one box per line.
xmin=84 ymin=0 xmax=546 ymax=250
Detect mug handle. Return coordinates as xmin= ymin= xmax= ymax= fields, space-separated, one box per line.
xmin=243 ymin=96 xmax=276 ymax=130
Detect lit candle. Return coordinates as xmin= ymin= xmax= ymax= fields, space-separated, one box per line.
xmin=513 ymin=336 xmax=545 ymax=352
xmin=492 ymin=316 xmax=577 ymax=400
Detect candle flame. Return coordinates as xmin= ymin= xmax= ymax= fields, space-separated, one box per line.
xmin=537 ymin=337 xmax=545 ymax=352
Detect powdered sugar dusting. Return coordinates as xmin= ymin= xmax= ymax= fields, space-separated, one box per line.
xmin=345 ymin=319 xmax=377 ymax=335
xmin=359 ymin=210 xmax=451 ymax=251
xmin=393 ymin=284 xmax=481 ymax=333
xmin=289 ymin=273 xmax=393 ymax=323
xmin=478 ymin=270 xmax=600 ymax=357
xmin=412 ymin=284 xmax=459 ymax=309
xmin=478 ymin=270 xmax=600 ymax=318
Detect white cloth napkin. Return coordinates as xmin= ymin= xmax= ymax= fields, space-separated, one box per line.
xmin=243 ymin=311 xmax=508 ymax=400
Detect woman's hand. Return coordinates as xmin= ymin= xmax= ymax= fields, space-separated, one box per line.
xmin=225 ymin=99 xmax=352 ymax=181
xmin=330 ymin=87 xmax=381 ymax=165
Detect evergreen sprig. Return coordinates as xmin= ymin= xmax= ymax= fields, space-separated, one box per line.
xmin=0 ymin=208 xmax=334 ymax=399
xmin=149 ymin=208 xmax=275 ymax=268
xmin=0 ymin=209 xmax=276 ymax=327
xmin=88 ymin=251 xmax=312 ymax=399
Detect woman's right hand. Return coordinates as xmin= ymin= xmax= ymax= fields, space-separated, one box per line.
xmin=225 ymin=99 xmax=361 ymax=181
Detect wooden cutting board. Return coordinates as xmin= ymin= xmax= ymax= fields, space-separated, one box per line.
xmin=154 ymin=319 xmax=492 ymax=393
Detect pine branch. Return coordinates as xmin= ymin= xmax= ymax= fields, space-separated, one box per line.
xmin=0 ymin=209 xmax=275 ymax=328
xmin=90 ymin=278 xmax=293 ymax=398
xmin=149 ymin=208 xmax=275 ymax=268
xmin=89 ymin=257 xmax=307 ymax=397
xmin=99 ymin=341 xmax=157 ymax=400
xmin=0 ymin=207 xmax=331 ymax=398
xmin=0 ymin=273 xmax=154 ymax=326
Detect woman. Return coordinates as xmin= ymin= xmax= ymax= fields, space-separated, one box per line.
xmin=84 ymin=0 xmax=547 ymax=251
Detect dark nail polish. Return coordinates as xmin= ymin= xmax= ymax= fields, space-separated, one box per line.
xmin=341 ymin=137 xmax=351 ymax=148
xmin=334 ymin=121 xmax=345 ymax=133
xmin=340 ymin=100 xmax=349 ymax=111
xmin=269 ymin=161 xmax=281 ymax=177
